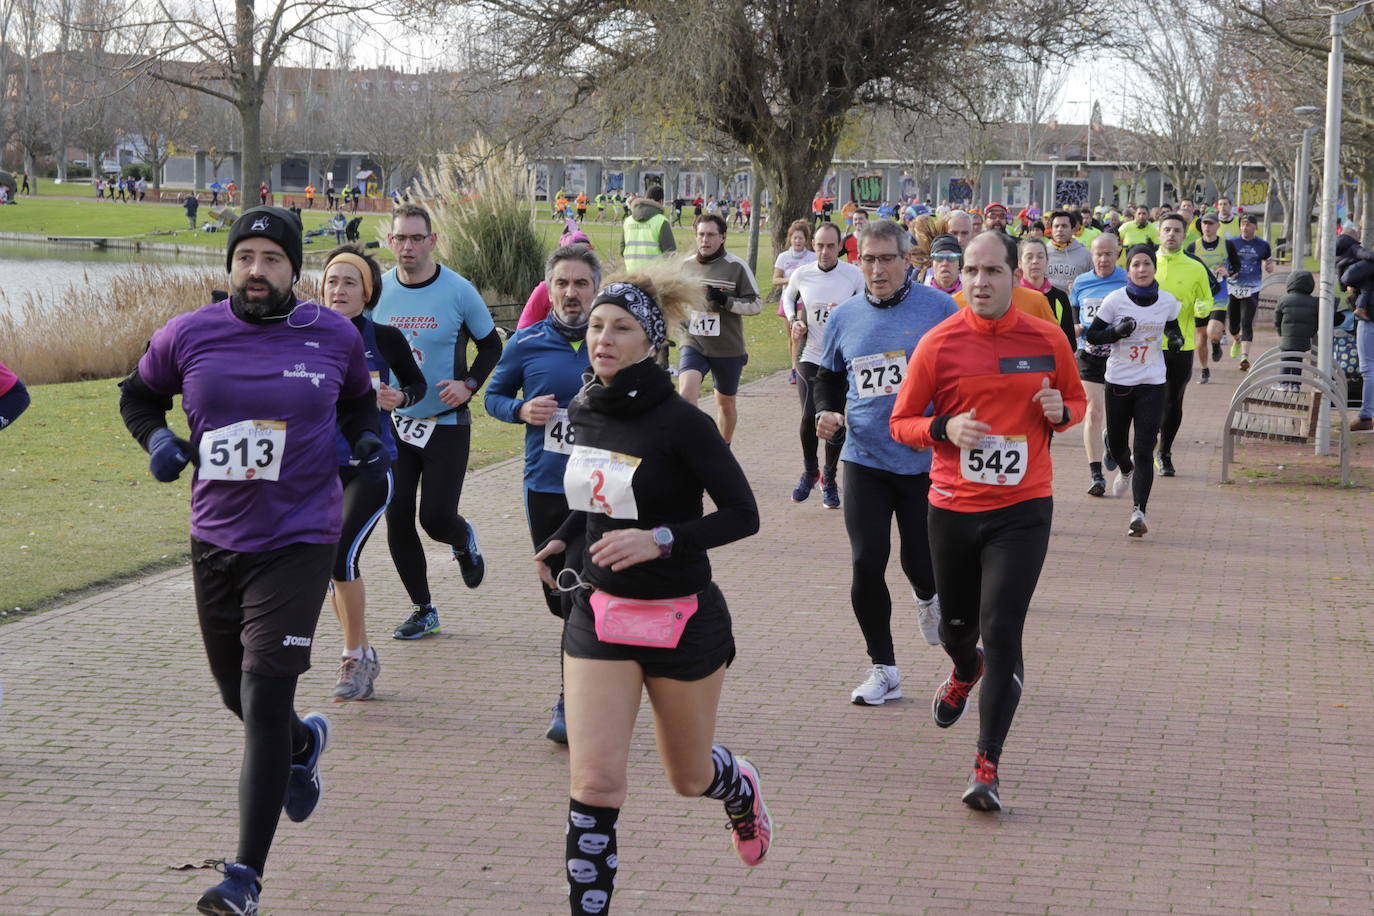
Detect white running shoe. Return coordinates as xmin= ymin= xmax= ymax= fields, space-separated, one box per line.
xmin=914 ymin=590 xmax=941 ymax=646
xmin=851 ymin=664 xmax=902 ymax=706
xmin=1112 ymin=469 xmax=1133 ymax=498
xmin=1128 ymin=508 xmax=1148 ymax=538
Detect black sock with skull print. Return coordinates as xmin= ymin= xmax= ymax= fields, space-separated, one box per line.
xmin=566 ymin=798 xmax=617 ymax=915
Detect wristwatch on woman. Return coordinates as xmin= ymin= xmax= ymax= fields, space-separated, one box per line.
xmin=652 ymin=526 xmax=674 ymax=559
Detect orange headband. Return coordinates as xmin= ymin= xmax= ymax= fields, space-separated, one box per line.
xmin=321 ymin=252 xmax=374 ymax=305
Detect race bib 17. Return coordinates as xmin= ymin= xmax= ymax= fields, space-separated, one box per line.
xmin=198 ymin=419 xmax=286 ymax=481
xmin=688 ymin=311 xmax=721 ymax=337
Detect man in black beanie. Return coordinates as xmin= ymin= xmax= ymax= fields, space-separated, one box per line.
xmin=117 ymin=202 xmax=383 ymax=915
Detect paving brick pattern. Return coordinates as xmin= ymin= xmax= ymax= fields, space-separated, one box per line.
xmin=3 ymin=324 xmax=1372 ymax=915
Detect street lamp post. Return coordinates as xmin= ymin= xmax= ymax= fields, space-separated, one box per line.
xmin=1233 ymin=147 xmax=1248 ymax=204
xmin=1293 ymin=124 xmax=1318 ymax=264
xmin=1047 ymin=155 xmax=1059 ymax=212
xmin=1314 ymin=2 xmax=1371 ymax=455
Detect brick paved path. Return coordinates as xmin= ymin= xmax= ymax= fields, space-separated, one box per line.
xmin=3 ymin=326 xmax=1372 ymax=915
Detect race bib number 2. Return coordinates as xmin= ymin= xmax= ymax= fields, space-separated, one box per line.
xmin=960 ymin=435 xmax=1027 ymax=486
xmin=852 ymin=351 xmax=906 ymax=399
xmin=543 ymin=408 xmax=576 ymax=455
xmin=392 ymin=413 xmax=437 ymax=448
xmin=688 ymin=311 xmax=720 ymax=337
xmin=564 ymin=446 xmax=641 ymax=519
xmin=198 ymin=420 xmax=286 ymax=481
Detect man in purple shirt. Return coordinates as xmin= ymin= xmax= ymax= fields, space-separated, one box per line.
xmin=119 ymin=206 xmax=382 ymax=916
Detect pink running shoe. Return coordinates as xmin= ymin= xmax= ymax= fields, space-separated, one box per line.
xmin=727 ymin=757 xmax=772 ymax=866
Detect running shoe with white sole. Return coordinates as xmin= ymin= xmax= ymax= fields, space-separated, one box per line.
xmin=914 ymin=591 xmax=941 ymax=646
xmin=1128 ymin=508 xmax=1148 ymax=538
xmin=790 ymin=471 xmax=819 ymax=503
xmin=727 ymin=757 xmax=772 ymax=866
xmin=196 ymin=861 xmax=260 ymax=916
xmin=1199 ymin=367 xmax=1211 ymax=385
xmin=1087 ymin=474 xmax=1106 ymax=498
xmin=283 ymin=712 xmax=329 ymax=823
xmin=546 ymin=697 xmax=568 ymax=745
xmin=1112 ymin=469 xmax=1132 ymax=498
xmin=331 ymin=655 xmax=371 ymax=702
xmin=932 ymin=647 xmax=984 ymax=728
xmin=1157 ymin=454 xmax=1175 ymax=477
xmin=851 ymin=664 xmax=902 ymax=706
xmin=393 ymin=604 xmax=440 ymax=640
xmin=820 ymin=467 xmax=840 ymax=510
xmin=453 ymin=520 xmax=485 ymax=588
xmin=961 ymin=752 xmax=1002 ymax=812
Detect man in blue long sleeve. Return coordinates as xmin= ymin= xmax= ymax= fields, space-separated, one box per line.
xmin=484 ymin=245 xmax=597 ymax=743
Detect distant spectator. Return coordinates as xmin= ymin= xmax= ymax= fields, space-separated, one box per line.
xmin=259 ymin=180 xmax=270 ymax=206
xmin=96 ymin=178 xmax=105 ymax=200
xmin=326 ymin=186 xmax=336 ymax=210
xmin=136 ymin=176 xmax=147 ymax=202
xmin=21 ymin=172 xmax=31 ymax=195
xmin=330 ymin=211 xmax=347 ymax=244
xmin=183 ymin=193 xmax=200 ymax=230
xmin=1273 ymin=270 xmax=1320 ymax=387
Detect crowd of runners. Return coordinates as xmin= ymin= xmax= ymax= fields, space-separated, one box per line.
xmin=97 ymin=180 xmax=1329 ymax=914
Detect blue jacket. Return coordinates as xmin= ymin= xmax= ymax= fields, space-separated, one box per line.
xmin=483 ymin=318 xmax=590 ymax=493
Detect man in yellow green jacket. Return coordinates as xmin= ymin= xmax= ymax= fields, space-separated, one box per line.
xmin=1154 ymin=212 xmax=1215 ymax=477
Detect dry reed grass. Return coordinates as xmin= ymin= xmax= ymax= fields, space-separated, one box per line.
xmin=0 ymin=265 xmax=229 ymax=384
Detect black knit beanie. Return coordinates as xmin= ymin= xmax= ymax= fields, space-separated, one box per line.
xmin=225 ymin=206 xmax=304 ymax=279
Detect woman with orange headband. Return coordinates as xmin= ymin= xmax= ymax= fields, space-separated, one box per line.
xmin=319 ymin=245 xmax=426 ymax=701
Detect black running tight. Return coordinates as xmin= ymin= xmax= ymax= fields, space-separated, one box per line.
xmin=1105 ymin=381 xmax=1166 ymax=510
xmin=209 ymin=670 xmax=312 ymax=876
xmin=526 ymin=488 xmax=572 ymax=619
xmin=928 ymin=497 xmax=1052 ymax=763
xmin=841 ymin=461 xmax=935 ymax=667
xmin=795 ymin=361 xmax=841 ymax=476
xmin=1158 ymin=348 xmax=1193 ymax=459
xmin=386 ymin=424 xmax=472 ymax=605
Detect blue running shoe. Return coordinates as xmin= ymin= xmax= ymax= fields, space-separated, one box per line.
xmin=393 ymin=605 xmax=440 ymax=640
xmin=790 ymin=471 xmax=819 ymax=502
xmin=283 ymin=712 xmax=330 ymax=823
xmin=453 ymin=520 xmax=485 ymax=589
xmin=545 ymin=697 xmax=568 ymax=745
xmin=196 ymin=861 xmax=260 ymax=916
xmin=820 ymin=467 xmax=840 ymax=509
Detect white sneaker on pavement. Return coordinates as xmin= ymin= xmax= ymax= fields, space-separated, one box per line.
xmin=851 ymin=664 xmax=902 ymax=706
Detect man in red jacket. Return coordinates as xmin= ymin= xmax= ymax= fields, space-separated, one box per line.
xmin=890 ymin=230 xmax=1085 ymax=813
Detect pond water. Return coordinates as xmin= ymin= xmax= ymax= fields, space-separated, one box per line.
xmin=0 ymin=241 xmax=222 ymax=309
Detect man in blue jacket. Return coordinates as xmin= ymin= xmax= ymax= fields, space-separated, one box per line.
xmin=484 ymin=244 xmax=597 ymax=743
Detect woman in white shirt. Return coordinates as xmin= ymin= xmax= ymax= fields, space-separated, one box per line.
xmin=772 ymin=219 xmax=818 ymax=382
xmin=1084 ymin=244 xmax=1185 ymax=538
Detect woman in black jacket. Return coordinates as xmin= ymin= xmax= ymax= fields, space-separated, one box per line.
xmin=534 ymin=262 xmax=768 ymax=915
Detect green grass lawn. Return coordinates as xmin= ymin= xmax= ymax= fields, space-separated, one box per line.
xmin=0 ymin=312 xmax=790 ymax=619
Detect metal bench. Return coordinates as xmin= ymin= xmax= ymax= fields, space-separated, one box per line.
xmin=1220 ymin=347 xmax=1352 ymax=485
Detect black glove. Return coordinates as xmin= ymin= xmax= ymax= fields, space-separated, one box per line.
xmin=1111 ymin=316 xmax=1137 ymax=341
xmin=148 ymin=427 xmax=197 ymax=482
xmin=705 ymin=285 xmax=729 ymax=309
xmin=1165 ymin=324 xmax=1185 ymax=350
xmin=351 ymin=431 xmax=389 ymax=481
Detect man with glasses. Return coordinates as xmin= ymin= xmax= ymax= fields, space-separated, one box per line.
xmin=372 ymin=204 xmax=504 ymax=640
xmin=813 ymin=219 xmax=957 ymax=707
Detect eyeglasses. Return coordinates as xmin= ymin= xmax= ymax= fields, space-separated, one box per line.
xmin=390 ymin=233 xmax=431 ymax=245
xmin=859 ymin=254 xmax=901 ymax=265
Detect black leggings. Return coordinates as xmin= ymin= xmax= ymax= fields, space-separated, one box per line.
xmin=0 ymin=380 xmax=30 ymax=429
xmin=1105 ymin=381 xmax=1166 ymax=510
xmin=526 ymin=488 xmax=572 ymax=619
xmin=929 ymin=497 xmax=1053 ymax=763
xmin=334 ymin=467 xmax=392 ymax=581
xmin=796 ymin=361 xmax=842 ymax=476
xmin=1158 ymin=348 xmax=1193 ymax=459
xmin=842 ymin=461 xmax=936 ymax=667
xmin=1228 ymin=293 xmax=1259 ymax=342
xmin=386 ymin=424 xmax=471 ymax=605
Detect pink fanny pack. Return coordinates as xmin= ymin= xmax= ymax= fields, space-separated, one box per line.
xmin=590 ymin=590 xmax=699 ymax=648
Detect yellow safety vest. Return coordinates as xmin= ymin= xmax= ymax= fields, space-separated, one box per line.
xmin=622 ymin=213 xmax=668 ymax=263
